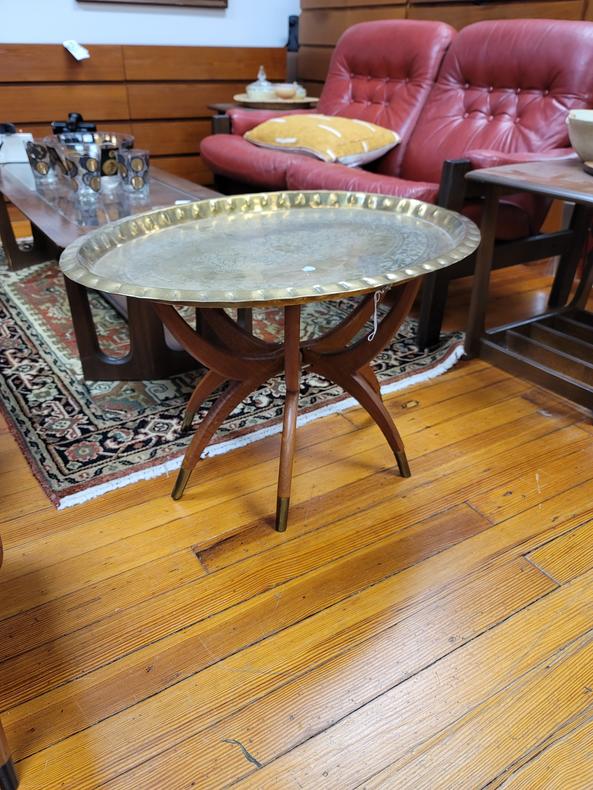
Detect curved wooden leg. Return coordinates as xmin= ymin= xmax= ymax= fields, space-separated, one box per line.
xmin=0 ymin=720 xmax=17 ymax=790
xmin=181 ymin=370 xmax=226 ymax=432
xmin=276 ymin=305 xmax=301 ymax=532
xmin=359 ymin=363 xmax=381 ymax=395
xmin=308 ymin=293 xmax=375 ymax=353
xmin=304 ymin=282 xmax=420 ymax=479
xmin=173 ymin=377 xmax=270 ymax=500
xmin=310 ymin=361 xmax=410 ymax=478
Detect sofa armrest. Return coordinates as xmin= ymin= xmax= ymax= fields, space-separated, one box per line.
xmin=227 ymin=107 xmax=317 ymax=136
xmin=286 ymin=158 xmax=439 ymax=203
xmin=437 ymin=159 xmax=472 ymax=211
xmin=465 ymin=147 xmax=577 ymax=170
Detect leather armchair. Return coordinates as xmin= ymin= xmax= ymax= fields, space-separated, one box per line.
xmin=200 ymin=19 xmax=455 ymax=192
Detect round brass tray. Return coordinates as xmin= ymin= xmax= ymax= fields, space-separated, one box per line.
xmin=59 ymin=190 xmax=481 ymax=308
xmin=233 ymin=93 xmax=319 ymax=109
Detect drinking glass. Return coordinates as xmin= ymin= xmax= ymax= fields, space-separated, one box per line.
xmin=25 ymin=141 xmax=59 ymax=186
xmin=118 ymin=149 xmax=150 ymax=196
xmin=61 ymin=143 xmax=103 ymax=199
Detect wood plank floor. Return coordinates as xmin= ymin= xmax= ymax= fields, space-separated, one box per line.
xmin=2 ymin=259 xmax=593 ymax=789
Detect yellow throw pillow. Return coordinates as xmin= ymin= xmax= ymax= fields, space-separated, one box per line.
xmin=244 ymin=114 xmax=400 ymax=166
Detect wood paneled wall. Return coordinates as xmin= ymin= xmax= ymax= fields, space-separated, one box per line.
xmin=298 ymin=0 xmax=586 ymax=90
xmin=0 ymin=43 xmax=286 ymax=185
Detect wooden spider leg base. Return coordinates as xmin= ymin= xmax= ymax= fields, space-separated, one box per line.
xmin=303 ymin=280 xmax=421 ymax=479
xmin=153 ymin=280 xmax=419 ymax=532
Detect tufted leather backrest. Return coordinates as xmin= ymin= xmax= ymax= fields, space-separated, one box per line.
xmin=401 ymin=19 xmax=593 ymax=183
xmin=317 ymin=20 xmax=456 ymax=176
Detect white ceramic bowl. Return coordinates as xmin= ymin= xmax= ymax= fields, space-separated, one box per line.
xmin=567 ymin=109 xmax=593 ymax=161
xmin=274 ymin=83 xmax=297 ymax=100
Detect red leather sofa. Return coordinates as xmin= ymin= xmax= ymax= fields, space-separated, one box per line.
xmin=201 ymin=19 xmax=593 ymax=347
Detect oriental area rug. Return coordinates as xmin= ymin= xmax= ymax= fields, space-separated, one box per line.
xmin=0 ymin=253 xmax=464 ymax=509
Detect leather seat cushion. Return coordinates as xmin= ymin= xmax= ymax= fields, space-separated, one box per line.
xmin=200 ymin=134 xmax=314 ymax=189
xmin=286 ymin=158 xmax=439 ymax=203
xmin=287 ymin=160 xmax=549 ymax=242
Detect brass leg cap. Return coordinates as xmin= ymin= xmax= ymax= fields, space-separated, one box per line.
xmin=275 ymin=497 xmax=290 ymax=532
xmin=172 ymin=467 xmax=191 ymax=500
xmin=395 ymin=450 xmax=411 ymax=478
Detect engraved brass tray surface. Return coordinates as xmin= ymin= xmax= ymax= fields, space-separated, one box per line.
xmin=59 ymin=191 xmax=481 ymax=307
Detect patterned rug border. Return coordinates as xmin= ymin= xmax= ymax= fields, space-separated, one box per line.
xmin=52 ymin=341 xmax=464 ymax=509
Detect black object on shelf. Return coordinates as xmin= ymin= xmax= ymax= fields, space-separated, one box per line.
xmin=0 ymin=123 xmax=17 ymax=135
xmin=51 ymin=113 xmax=97 ymax=134
xmin=287 ymin=15 xmax=299 ymax=52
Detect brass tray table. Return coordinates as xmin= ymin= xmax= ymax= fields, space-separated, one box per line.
xmin=60 ymin=190 xmax=479 ymax=531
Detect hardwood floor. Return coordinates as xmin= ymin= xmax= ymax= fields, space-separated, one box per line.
xmin=2 ymin=260 xmax=593 ymax=789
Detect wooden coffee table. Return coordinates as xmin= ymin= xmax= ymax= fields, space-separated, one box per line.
xmin=0 ymin=163 xmax=218 ymax=380
xmin=61 ymin=190 xmax=479 ymax=531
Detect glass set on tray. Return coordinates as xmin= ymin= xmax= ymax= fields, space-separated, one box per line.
xmin=25 ymin=131 xmax=150 ymax=201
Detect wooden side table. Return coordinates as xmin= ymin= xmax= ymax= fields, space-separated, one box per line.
xmin=465 ymin=158 xmax=593 ymax=409
xmin=60 ymin=190 xmax=479 ymax=532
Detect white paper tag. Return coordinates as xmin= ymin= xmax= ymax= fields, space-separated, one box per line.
xmin=63 ymin=40 xmax=90 ymax=61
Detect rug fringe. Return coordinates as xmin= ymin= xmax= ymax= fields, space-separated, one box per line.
xmin=57 ymin=341 xmax=464 ymax=509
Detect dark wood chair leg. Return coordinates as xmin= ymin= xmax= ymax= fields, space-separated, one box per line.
xmin=414 ymin=157 xmax=471 ymax=350
xmin=548 ymin=204 xmax=593 ymax=307
xmin=0 ymin=722 xmax=17 ymax=790
xmin=415 ymin=269 xmax=452 ymax=350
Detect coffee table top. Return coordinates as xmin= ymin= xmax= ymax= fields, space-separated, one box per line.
xmin=466 ymin=157 xmax=593 ymax=205
xmin=0 ymin=163 xmax=218 ymax=250
xmin=60 ymin=190 xmax=480 ymax=307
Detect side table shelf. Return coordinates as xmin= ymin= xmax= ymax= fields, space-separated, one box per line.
xmin=480 ymin=308 xmax=593 ymax=409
